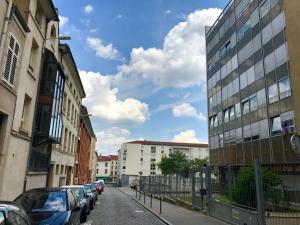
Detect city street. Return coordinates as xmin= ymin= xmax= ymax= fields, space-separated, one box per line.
xmin=82 ymin=187 xmax=165 ymax=225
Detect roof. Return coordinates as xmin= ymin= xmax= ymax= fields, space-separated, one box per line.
xmin=59 ymin=44 xmax=86 ymax=98
xmin=127 ymin=140 xmax=208 ymax=148
xmin=81 ymin=105 xmax=96 ymax=138
xmin=97 ymin=155 xmax=118 ymax=162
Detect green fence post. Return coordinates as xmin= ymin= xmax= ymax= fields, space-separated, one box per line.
xmin=254 ymin=160 xmax=266 ymax=225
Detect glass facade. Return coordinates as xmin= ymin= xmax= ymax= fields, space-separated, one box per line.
xmin=206 ymin=0 xmax=297 ymax=166
xmin=29 ymin=49 xmax=65 ymax=171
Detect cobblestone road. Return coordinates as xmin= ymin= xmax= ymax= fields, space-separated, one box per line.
xmin=81 ymin=187 xmax=165 ymax=225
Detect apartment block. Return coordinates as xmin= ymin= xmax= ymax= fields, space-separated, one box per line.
xmin=75 ymin=106 xmax=97 ymax=184
xmin=47 ymin=44 xmax=86 ymax=187
xmin=118 ymin=141 xmax=208 ymax=184
xmin=206 ymin=0 xmax=300 ymax=168
xmin=0 ymin=0 xmax=60 ymax=200
xmin=96 ymin=155 xmax=118 ymax=182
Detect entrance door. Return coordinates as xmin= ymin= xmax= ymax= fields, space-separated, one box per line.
xmin=0 ymin=113 xmax=8 ymax=166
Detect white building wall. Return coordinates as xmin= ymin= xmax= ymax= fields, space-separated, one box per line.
xmin=118 ymin=142 xmax=209 ymax=179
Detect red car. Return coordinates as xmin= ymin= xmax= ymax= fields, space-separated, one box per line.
xmin=94 ymin=182 xmax=104 ymax=194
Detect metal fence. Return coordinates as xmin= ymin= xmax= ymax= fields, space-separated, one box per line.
xmin=136 ymin=160 xmax=300 ymax=225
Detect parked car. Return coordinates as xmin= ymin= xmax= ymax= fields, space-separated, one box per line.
xmin=0 ymin=201 xmax=30 ymax=225
xmin=14 ymin=188 xmax=82 ymax=225
xmin=94 ymin=182 xmax=104 ymax=194
xmin=61 ymin=185 xmax=89 ymax=222
xmin=82 ymin=185 xmax=95 ymax=210
xmin=84 ymin=183 xmax=98 ymax=201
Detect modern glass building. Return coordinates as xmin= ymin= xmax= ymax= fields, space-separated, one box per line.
xmin=206 ymin=0 xmax=300 ymax=167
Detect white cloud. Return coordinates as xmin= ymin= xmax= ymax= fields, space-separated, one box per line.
xmin=165 ymin=10 xmax=171 ymax=14
xmin=96 ymin=127 xmax=132 ymax=154
xmin=84 ymin=4 xmax=94 ymax=14
xmin=172 ymin=103 xmax=206 ymax=120
xmin=59 ymin=15 xmax=69 ymax=28
xmin=117 ymin=14 xmax=123 ymax=19
xmin=118 ymin=8 xmax=222 ymax=88
xmin=172 ymin=130 xmax=200 ymax=143
xmin=87 ymin=37 xmax=124 ymax=61
xmin=79 ymin=70 xmax=150 ymax=125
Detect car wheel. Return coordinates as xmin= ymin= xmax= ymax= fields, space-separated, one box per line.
xmin=90 ymin=201 xmax=94 ymax=210
xmin=80 ymin=210 xmax=87 ymax=223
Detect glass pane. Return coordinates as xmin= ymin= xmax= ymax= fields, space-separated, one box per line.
xmin=224 ymin=109 xmax=229 ymax=123
xmin=235 ymin=103 xmax=241 ymax=118
xmin=247 ymin=66 xmax=255 ymax=85
xmin=268 ymin=83 xmax=279 ymax=103
xmin=242 ymin=100 xmax=250 ymax=115
xmin=272 ymin=11 xmax=285 ymax=36
xmin=257 ymin=89 xmax=266 ymax=106
xmin=16 ymin=190 xmax=67 ymax=212
xmin=281 ymin=111 xmax=295 ymax=133
xmin=264 ymin=52 xmax=275 ymax=74
xmin=275 ymin=43 xmax=288 ymax=67
xmin=271 ymin=116 xmax=282 ymax=134
xmin=255 ymin=60 xmax=264 ymax=79
xmin=259 ymin=119 xmax=269 ymax=138
xmin=250 ymin=96 xmax=258 ymax=111
xmin=279 ymin=77 xmax=291 ymax=99
xmin=262 ymin=23 xmax=272 ymax=45
xmin=260 ymin=0 xmax=270 ymax=18
xmin=240 ymin=72 xmax=247 ymax=89
xmin=229 ymin=106 xmax=235 ymax=120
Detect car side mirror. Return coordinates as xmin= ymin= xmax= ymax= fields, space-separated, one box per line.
xmin=72 ymin=204 xmax=81 ymax=212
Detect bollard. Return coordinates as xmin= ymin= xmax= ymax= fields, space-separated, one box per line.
xmin=144 ymin=191 xmax=146 ymax=204
xmin=159 ymin=196 xmax=162 ymax=214
xmin=150 ymin=194 xmax=152 ymax=208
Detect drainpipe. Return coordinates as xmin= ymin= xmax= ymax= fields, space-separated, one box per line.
xmin=0 ymin=0 xmax=13 ymax=62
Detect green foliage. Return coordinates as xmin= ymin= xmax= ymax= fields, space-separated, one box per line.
xmin=157 ymin=151 xmax=208 ymax=176
xmin=227 ymin=167 xmax=282 ymax=208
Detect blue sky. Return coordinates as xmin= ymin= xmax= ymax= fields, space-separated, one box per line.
xmin=53 ymin=0 xmax=228 ymax=154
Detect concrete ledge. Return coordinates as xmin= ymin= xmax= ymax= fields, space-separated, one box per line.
xmin=118 ymin=189 xmax=173 ymax=225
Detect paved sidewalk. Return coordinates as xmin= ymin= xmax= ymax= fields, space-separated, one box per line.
xmin=119 ymin=187 xmax=228 ymax=225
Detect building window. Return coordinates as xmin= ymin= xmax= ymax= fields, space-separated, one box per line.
xmin=140 ymin=158 xmax=143 ymax=161
xmin=60 ymin=165 xmax=64 ymax=175
xmin=151 ymin=158 xmax=156 ymax=162
xmin=105 ymin=162 xmax=108 ymax=167
xmin=281 ymin=111 xmax=294 ymax=133
xmin=249 ymin=96 xmax=257 ymax=111
xmin=29 ymin=38 xmax=39 ymax=72
xmin=268 ymin=83 xmax=279 ymax=104
xmin=105 ymin=169 xmax=107 ymax=174
xmin=97 ymin=169 xmax=99 ymax=174
xmin=257 ymin=89 xmax=267 ymax=107
xmin=3 ymin=35 xmax=19 ymax=86
xmin=21 ymin=94 xmax=32 ymax=131
xmin=235 ymin=103 xmax=241 ymax=118
xmin=242 ymin=100 xmax=250 ymax=115
xmin=278 ymin=78 xmax=291 ymax=99
xmin=122 ymin=166 xmax=126 ymax=169
xmin=260 ymin=0 xmax=270 ymax=18
xmin=213 ymin=115 xmax=218 ymax=127
xmin=224 ymin=109 xmax=229 ymax=123
xmin=151 ymin=146 xmax=156 ymax=154
xmin=229 ymin=106 xmax=235 ymax=121
xmin=271 ymin=116 xmax=282 ymax=136
xmin=56 ymin=164 xmax=59 ymax=175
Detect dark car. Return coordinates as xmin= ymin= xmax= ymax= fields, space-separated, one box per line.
xmin=84 ymin=183 xmax=98 ymax=201
xmin=14 ymin=188 xmax=81 ymax=225
xmin=0 ymin=201 xmax=30 ymax=225
xmin=61 ymin=185 xmax=89 ymax=223
xmin=82 ymin=185 xmax=95 ymax=210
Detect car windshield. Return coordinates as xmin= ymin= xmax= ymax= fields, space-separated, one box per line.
xmin=0 ymin=211 xmax=5 ymax=223
xmin=72 ymin=188 xmax=84 ymax=199
xmin=15 ymin=190 xmax=67 ymax=212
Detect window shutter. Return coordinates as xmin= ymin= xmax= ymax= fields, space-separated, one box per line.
xmin=3 ymin=35 xmax=19 ymax=86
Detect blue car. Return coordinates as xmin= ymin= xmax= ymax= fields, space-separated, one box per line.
xmin=15 ymin=187 xmax=82 ymax=225
xmin=61 ymin=185 xmax=90 ymax=222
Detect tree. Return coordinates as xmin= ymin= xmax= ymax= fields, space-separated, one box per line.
xmin=227 ymin=167 xmax=282 ymax=208
xmin=157 ymin=151 xmax=189 ymax=175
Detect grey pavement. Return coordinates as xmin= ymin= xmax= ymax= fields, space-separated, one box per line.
xmin=81 ymin=187 xmax=165 ymax=225
xmin=120 ymin=187 xmax=228 ymax=225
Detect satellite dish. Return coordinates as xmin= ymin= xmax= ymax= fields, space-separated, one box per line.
xmin=290 ymin=135 xmax=300 ymax=155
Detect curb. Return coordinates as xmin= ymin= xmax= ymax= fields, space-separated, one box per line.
xmin=118 ymin=188 xmax=173 ymax=225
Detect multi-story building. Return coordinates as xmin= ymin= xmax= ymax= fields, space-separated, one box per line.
xmin=47 ymin=44 xmax=86 ymax=187
xmin=75 ymin=106 xmax=97 ymax=184
xmin=96 ymin=155 xmax=118 ymax=182
xmin=118 ymin=141 xmax=208 ymax=184
xmin=206 ymin=0 xmax=300 ymax=170
xmin=0 ymin=0 xmax=61 ymax=200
